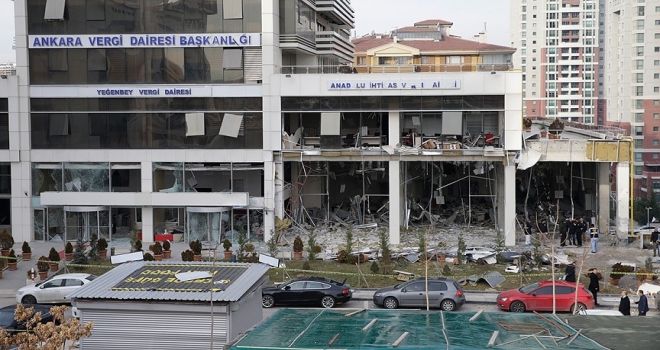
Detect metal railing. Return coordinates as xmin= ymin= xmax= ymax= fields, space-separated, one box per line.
xmin=279 ymin=63 xmax=513 ymax=75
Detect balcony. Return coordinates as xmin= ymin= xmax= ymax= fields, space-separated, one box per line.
xmin=280 ymin=33 xmax=316 ymax=55
xmin=280 ymin=63 xmax=513 ymax=75
xmin=315 ymin=31 xmax=354 ymax=62
xmin=316 ymin=0 xmax=355 ymax=28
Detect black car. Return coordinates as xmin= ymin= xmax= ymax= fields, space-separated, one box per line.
xmin=262 ymin=276 xmax=352 ymax=308
xmin=0 ymin=304 xmax=54 ymax=335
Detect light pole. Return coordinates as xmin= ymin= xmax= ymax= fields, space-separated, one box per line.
xmin=646 ymin=207 xmax=653 ymax=227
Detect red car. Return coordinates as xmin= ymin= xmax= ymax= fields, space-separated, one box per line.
xmin=497 ymin=280 xmax=595 ymax=313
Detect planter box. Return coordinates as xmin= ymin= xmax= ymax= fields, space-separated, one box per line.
xmin=155 ymin=234 xmax=173 ymax=242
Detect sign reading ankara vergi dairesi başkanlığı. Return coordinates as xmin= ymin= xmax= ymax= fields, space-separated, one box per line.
xmin=111 ymin=264 xmax=247 ymax=292
xmin=28 ymin=33 xmax=261 ymax=49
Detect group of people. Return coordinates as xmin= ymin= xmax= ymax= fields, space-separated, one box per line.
xmin=559 ymin=217 xmax=600 ymax=253
xmin=565 ymin=261 xmax=651 ymax=316
xmin=618 ymin=290 xmax=650 ymax=316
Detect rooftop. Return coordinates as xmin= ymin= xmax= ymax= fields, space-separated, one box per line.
xmin=353 ymin=35 xmax=515 ymax=53
xmin=414 ymin=19 xmax=454 ymax=26
xmin=68 ymin=261 xmax=270 ymax=302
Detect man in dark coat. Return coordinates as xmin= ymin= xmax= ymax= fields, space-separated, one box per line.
xmin=588 ymin=268 xmax=600 ymax=305
xmin=568 ymin=219 xmax=577 ymax=246
xmin=635 ymin=290 xmax=650 ymax=316
xmin=565 ymin=261 xmax=576 ymax=282
xmin=576 ymin=217 xmax=587 ymax=247
xmin=560 ymin=219 xmax=569 ymax=247
xmin=619 ymin=291 xmax=631 ymax=316
xmin=538 ymin=219 xmax=548 ymax=247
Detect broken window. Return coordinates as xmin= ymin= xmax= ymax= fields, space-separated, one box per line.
xmin=63 ymin=162 xmax=110 ymax=192
xmin=153 ymin=162 xmax=184 ymax=193
xmin=44 ymin=0 xmax=66 ymax=20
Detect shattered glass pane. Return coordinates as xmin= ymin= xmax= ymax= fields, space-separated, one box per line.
xmin=187 ymin=212 xmax=222 ymax=242
xmin=33 ymin=209 xmax=45 ymax=241
xmin=31 ymin=164 xmax=45 ymax=195
xmin=47 ymin=207 xmax=64 ymax=240
xmin=153 ymin=162 xmax=184 ymax=192
xmin=63 ymin=162 xmax=110 ymax=192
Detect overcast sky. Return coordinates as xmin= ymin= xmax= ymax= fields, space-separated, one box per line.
xmin=0 ymin=0 xmax=510 ymax=63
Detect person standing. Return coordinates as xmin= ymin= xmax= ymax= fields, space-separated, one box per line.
xmin=635 ymin=290 xmax=650 ymax=316
xmin=560 ymin=218 xmax=569 ymax=247
xmin=588 ymin=268 xmax=600 ymax=306
xmin=565 ymin=261 xmax=576 ymax=282
xmin=524 ymin=221 xmax=532 ymax=246
xmin=651 ymin=228 xmax=659 ymax=257
xmin=538 ymin=218 xmax=548 ymax=247
xmin=568 ymin=219 xmax=577 ymax=246
xmin=590 ymin=225 xmax=599 ymax=253
xmin=576 ymin=217 xmax=587 ymax=247
xmin=619 ymin=291 xmax=631 ymax=316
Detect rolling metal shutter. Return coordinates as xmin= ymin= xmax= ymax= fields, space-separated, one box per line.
xmin=244 ymin=47 xmax=262 ymax=83
xmin=80 ymin=309 xmax=228 ymax=350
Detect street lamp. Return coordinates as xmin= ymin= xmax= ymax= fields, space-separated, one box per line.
xmin=646 ymin=207 xmax=653 ymax=227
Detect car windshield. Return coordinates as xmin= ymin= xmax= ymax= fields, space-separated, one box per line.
xmin=519 ymin=282 xmax=541 ymax=294
xmin=0 ymin=312 xmax=15 ymax=327
xmin=86 ymin=275 xmax=98 ymax=281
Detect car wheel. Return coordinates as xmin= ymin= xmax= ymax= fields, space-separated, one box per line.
xmin=510 ymin=301 xmax=526 ymax=313
xmin=262 ymin=295 xmax=275 ymax=308
xmin=571 ymin=302 xmax=587 ymax=314
xmin=383 ymin=297 xmax=399 ymax=309
xmin=321 ymin=296 xmax=336 ymax=308
xmin=22 ymin=295 xmax=37 ymax=305
xmin=440 ymin=299 xmax=457 ymax=311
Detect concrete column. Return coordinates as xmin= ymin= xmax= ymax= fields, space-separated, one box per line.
xmin=616 ymin=162 xmax=630 ymax=239
xmin=498 ymin=163 xmax=517 ymax=246
xmin=388 ymin=161 xmax=401 ymax=245
xmin=140 ymin=162 xmax=154 ymax=242
xmin=263 ymin=160 xmax=277 ymax=242
xmin=388 ymin=111 xmax=400 ymax=147
xmin=597 ymin=163 xmax=611 ymax=235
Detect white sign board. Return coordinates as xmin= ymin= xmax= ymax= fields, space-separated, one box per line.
xmin=327 ymin=79 xmax=461 ymax=91
xmin=29 ymin=33 xmax=261 ymax=49
xmin=111 ymin=251 xmax=144 ymax=264
xmin=259 ymin=254 xmax=280 ymax=268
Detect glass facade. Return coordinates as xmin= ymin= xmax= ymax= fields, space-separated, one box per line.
xmin=30 ymin=98 xmax=263 ymax=149
xmin=27 ymin=0 xmax=262 ymax=35
xmin=281 ymin=96 xmax=506 ymax=112
xmin=0 ymin=99 xmax=7 ymax=149
xmin=30 ymin=47 xmax=246 ymax=84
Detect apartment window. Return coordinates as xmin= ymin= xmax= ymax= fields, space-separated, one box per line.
xmin=636 ymin=126 xmax=644 ymax=135
xmin=638 ymin=6 xmax=645 ymax=16
xmin=637 ymin=20 xmax=645 ymax=29
xmin=655 ymin=87 xmax=659 ymax=93
xmin=357 ymin=57 xmax=366 ymax=65
xmin=656 ymin=6 xmax=660 ymax=12
xmin=655 ymin=113 xmax=660 ymax=119
xmin=656 ymin=34 xmax=660 ymax=39
xmin=655 ymin=154 xmax=660 ymax=160
xmin=637 ymin=73 xmax=644 ymax=83
xmin=637 ymin=100 xmax=644 ymax=109
xmin=636 ymin=153 xmax=643 ymax=161
xmin=655 ymin=140 xmax=660 ymax=146
xmin=635 ymin=166 xmax=643 ymax=176
xmin=636 ymin=113 xmax=644 ymax=122
xmin=655 ymin=127 xmax=659 ymax=132
xmin=655 ymin=60 xmax=660 ymax=66
xmin=636 ymin=33 xmax=645 ymax=43
xmin=655 ymin=73 xmax=659 ymax=79
xmin=636 ymin=86 xmax=644 ymax=96
xmin=637 ymin=60 xmax=644 ymax=69
xmin=636 ymin=139 xmax=644 ymax=148
xmin=637 ymin=47 xmax=645 ymax=56
xmin=655 ymin=100 xmax=660 ymax=106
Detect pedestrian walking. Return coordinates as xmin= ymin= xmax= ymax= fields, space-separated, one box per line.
xmin=651 ymin=228 xmax=659 ymax=257
xmin=565 ymin=261 xmax=576 ymax=282
xmin=635 ymin=290 xmax=650 ymax=316
xmin=590 ymin=225 xmax=599 ymax=253
xmin=588 ymin=268 xmax=600 ymax=306
xmin=619 ymin=291 xmax=631 ymax=316
xmin=568 ymin=219 xmax=577 ymax=246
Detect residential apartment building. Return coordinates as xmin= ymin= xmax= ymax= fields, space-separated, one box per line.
xmin=605 ymin=0 xmax=660 ymax=199
xmin=510 ymin=0 xmax=603 ymax=125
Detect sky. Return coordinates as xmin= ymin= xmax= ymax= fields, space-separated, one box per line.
xmin=0 ymin=0 xmax=510 ymax=63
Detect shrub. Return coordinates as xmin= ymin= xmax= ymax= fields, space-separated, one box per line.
xmin=245 ymin=242 xmax=255 ymax=252
xmin=133 ymin=239 xmax=143 ymax=252
xmin=48 ymin=247 xmax=60 ymax=262
xmin=306 ymin=231 xmax=319 ymax=260
xmin=71 ymin=239 xmax=89 ymax=270
xmin=523 ymin=117 xmax=532 ymax=128
xmin=7 ymin=249 xmax=17 ymax=263
xmin=302 ymin=261 xmax=311 ymax=270
xmin=181 ymin=249 xmax=194 ymax=262
xmin=143 ymin=252 xmax=155 ymax=261
xmin=222 ymin=239 xmax=232 ymax=252
xmin=456 ymin=234 xmax=466 ymax=262
xmin=378 ymin=229 xmax=391 ymax=262
xmin=337 ymin=250 xmax=356 ymax=264
xmin=189 ymin=240 xmax=202 ymax=255
xmin=21 ymin=241 xmax=31 ymax=254
xmin=97 ymin=238 xmax=108 ymax=251
xmin=549 ymin=118 xmax=565 ymax=134
xmin=0 ymin=230 xmax=14 ymax=250
xmin=266 ymin=231 xmax=279 ymax=257
xmin=344 ymin=227 xmax=354 ymax=254
xmin=293 ymin=236 xmax=304 ymax=253
xmin=610 ymin=262 xmax=635 ymax=280
xmin=442 ymin=264 xmax=452 ymax=276
xmin=162 ymin=240 xmax=171 ymax=251
xmin=64 ymin=242 xmax=74 ymax=254
xmin=36 ymin=256 xmax=50 ymax=271
xmin=149 ymin=242 xmax=163 ymax=255
xmin=370 ymin=261 xmax=380 ymax=274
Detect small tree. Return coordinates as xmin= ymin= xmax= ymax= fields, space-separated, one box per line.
xmin=181 ymin=249 xmax=195 ymax=262
xmin=36 ymin=256 xmax=50 ymax=272
xmin=64 ymin=242 xmax=73 ymax=255
xmin=71 ymin=238 xmax=89 ymax=271
xmin=237 ymin=230 xmax=247 ymax=262
xmin=96 ymin=237 xmax=108 ymax=252
xmin=88 ymin=235 xmax=100 ymax=261
xmin=456 ymin=234 xmax=466 ymax=263
xmin=293 ymin=236 xmax=304 ymax=253
xmin=48 ymin=247 xmax=60 ymax=263
xmin=149 ymin=242 xmax=163 ymax=255
xmin=22 ymin=241 xmax=32 ymax=254
xmin=162 ymin=240 xmax=171 ymax=252
xmin=344 ymin=226 xmax=354 ymax=254
xmin=133 ymin=239 xmax=143 ymax=252
xmin=377 ymin=229 xmax=392 ymax=274
xmin=306 ymin=230 xmax=320 ymax=261
xmin=267 ymin=230 xmax=279 ymax=257
xmin=222 ymin=239 xmax=233 ymax=252
xmin=0 ymin=230 xmax=14 ymax=250
xmin=189 ymin=240 xmax=202 ymax=255
xmin=143 ymin=252 xmax=155 ymax=261
xmin=370 ymin=260 xmax=380 ymax=274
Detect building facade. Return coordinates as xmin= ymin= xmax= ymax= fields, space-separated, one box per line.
xmin=5 ymin=0 xmax=631 ymax=247
xmin=605 ymin=0 xmax=660 ymax=199
xmin=510 ymin=0 xmax=604 ymax=125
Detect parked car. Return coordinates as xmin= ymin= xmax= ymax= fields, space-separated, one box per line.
xmin=16 ymin=273 xmax=98 ymax=305
xmin=497 ymin=280 xmax=594 ymax=313
xmin=0 ymin=304 xmax=54 ymax=335
xmin=261 ymin=276 xmax=352 ymax=309
xmin=372 ymin=277 xmax=465 ymax=311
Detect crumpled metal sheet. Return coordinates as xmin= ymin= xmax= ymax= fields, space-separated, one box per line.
xmin=458 ymin=271 xmax=506 ymax=288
